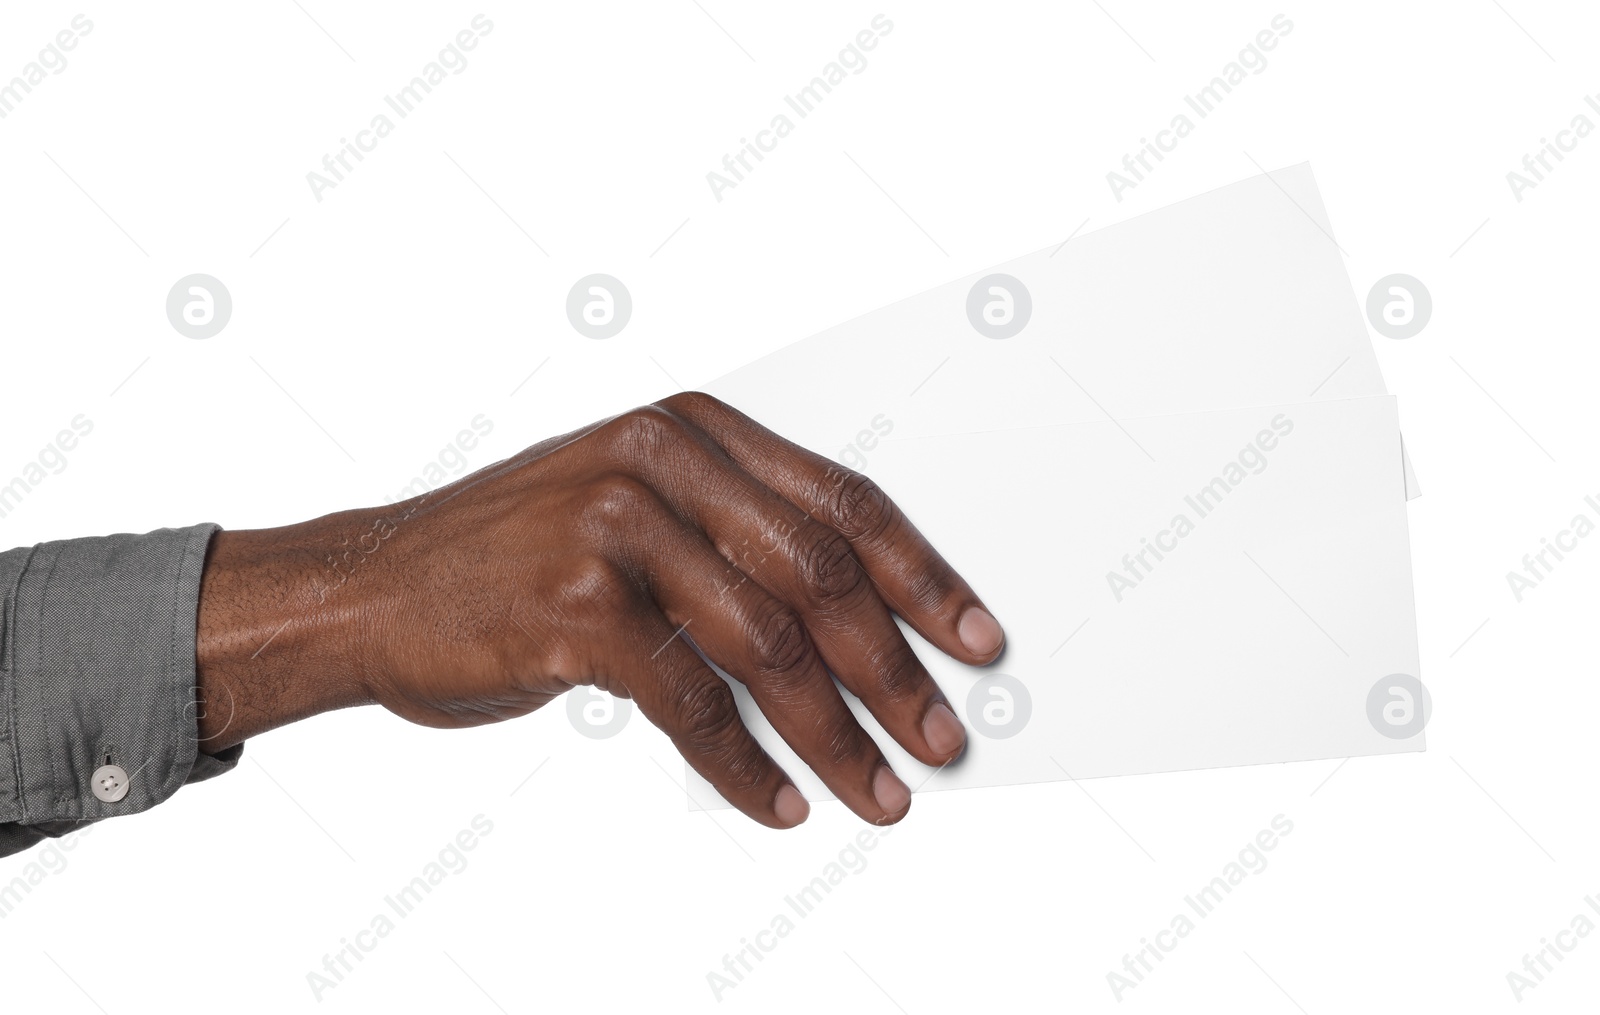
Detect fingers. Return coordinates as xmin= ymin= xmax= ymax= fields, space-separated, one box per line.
xmin=632 ymin=520 xmax=915 ymax=825
xmin=653 ymin=392 xmax=1006 ymax=667
xmin=610 ymin=414 xmax=965 ymax=770
xmin=564 ymin=400 xmax=998 ymax=827
xmin=613 ymin=598 xmax=810 ymax=830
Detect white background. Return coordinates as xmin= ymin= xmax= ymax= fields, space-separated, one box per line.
xmin=0 ymin=2 xmax=1596 ymax=1011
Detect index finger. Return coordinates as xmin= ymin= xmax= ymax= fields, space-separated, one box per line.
xmin=655 ymin=392 xmax=1005 ymax=666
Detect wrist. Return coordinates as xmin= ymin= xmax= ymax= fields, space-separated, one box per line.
xmin=195 ymin=521 xmax=377 ymax=749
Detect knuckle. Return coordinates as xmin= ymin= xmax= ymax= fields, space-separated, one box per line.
xmin=715 ymin=737 xmax=773 ymax=795
xmin=676 ymin=676 xmax=741 ymax=744
xmin=745 ymin=604 xmax=812 ymax=682
xmin=795 ymin=529 xmax=866 ymax=605
xmin=819 ymin=719 xmax=872 ymax=770
xmin=594 ymin=405 xmax=689 ymax=465
xmin=558 ymin=553 xmax=626 ymax=604
xmin=655 ymin=390 xmax=722 ymax=417
xmin=581 ymin=472 xmax=659 ymax=529
xmin=900 ymin=562 xmax=958 ymax=614
xmin=829 ymin=472 xmax=894 ymax=541
xmin=613 ymin=405 xmax=689 ymax=457
xmin=670 ymin=677 xmax=770 ymax=796
xmin=873 ymin=648 xmax=927 ymax=704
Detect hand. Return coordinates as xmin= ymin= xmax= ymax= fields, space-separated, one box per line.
xmin=195 ymin=392 xmax=1004 ymax=827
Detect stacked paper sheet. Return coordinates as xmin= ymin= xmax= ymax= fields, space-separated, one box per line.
xmin=688 ymin=164 xmax=1423 ymax=807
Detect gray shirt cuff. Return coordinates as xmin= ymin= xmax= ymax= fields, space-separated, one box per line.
xmin=0 ymin=523 xmax=242 ymax=856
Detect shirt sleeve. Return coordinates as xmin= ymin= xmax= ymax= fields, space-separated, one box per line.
xmin=0 ymin=524 xmax=242 ymax=857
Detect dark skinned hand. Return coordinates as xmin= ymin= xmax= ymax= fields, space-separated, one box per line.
xmin=194 ymin=392 xmax=1004 ymax=827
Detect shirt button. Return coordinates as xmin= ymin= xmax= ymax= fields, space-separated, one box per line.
xmin=91 ymin=764 xmax=130 ymax=803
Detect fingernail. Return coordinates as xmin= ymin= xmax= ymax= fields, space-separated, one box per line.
xmin=922 ymin=702 xmax=966 ymax=757
xmin=958 ymin=606 xmax=1004 ymax=658
xmin=774 ymin=785 xmax=810 ymax=828
xmin=872 ymin=765 xmax=911 ymax=816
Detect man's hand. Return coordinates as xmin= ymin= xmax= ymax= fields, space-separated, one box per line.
xmin=195 ymin=392 xmax=1004 ymax=827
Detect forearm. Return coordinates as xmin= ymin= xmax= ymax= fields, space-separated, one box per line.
xmin=194 ymin=520 xmax=378 ymax=749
